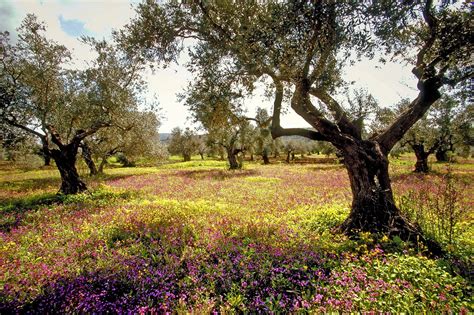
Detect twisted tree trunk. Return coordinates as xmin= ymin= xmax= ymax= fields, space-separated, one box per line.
xmin=413 ymin=145 xmax=429 ymax=173
xmin=286 ymin=150 xmax=292 ymax=163
xmin=51 ymin=144 xmax=87 ymax=195
xmin=183 ymin=153 xmax=191 ymax=162
xmin=341 ymin=141 xmax=405 ymax=233
xmin=340 ymin=141 xmax=440 ymax=255
xmin=227 ymin=147 xmax=242 ymax=170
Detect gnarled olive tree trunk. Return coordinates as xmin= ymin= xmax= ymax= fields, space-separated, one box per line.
xmin=51 ymin=144 xmax=87 ymax=195
xmin=340 ymin=141 xmax=409 ymax=235
xmin=339 ymin=140 xmax=441 ymax=254
xmin=412 ymin=144 xmax=430 ymax=173
xmin=183 ymin=153 xmax=191 ymax=162
xmin=227 ymin=147 xmax=242 ymax=170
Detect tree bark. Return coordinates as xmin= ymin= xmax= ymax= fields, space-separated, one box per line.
xmin=44 ymin=154 xmax=51 ymax=166
xmin=227 ymin=147 xmax=241 ymax=170
xmin=199 ymin=152 xmax=204 ymax=160
xmin=412 ymin=144 xmax=430 ymax=173
xmin=80 ymin=143 xmax=98 ymax=176
xmin=50 ymin=145 xmax=87 ymax=195
xmin=286 ymin=151 xmax=291 ymax=163
xmin=183 ymin=153 xmax=191 ymax=162
xmin=339 ymin=141 xmax=440 ymax=253
xmin=40 ymin=142 xmax=51 ymax=166
xmin=262 ymin=150 xmax=270 ymax=165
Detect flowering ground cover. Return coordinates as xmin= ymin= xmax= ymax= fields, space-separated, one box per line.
xmin=0 ymin=157 xmax=472 ymax=313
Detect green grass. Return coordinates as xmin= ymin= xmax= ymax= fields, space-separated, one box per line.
xmin=0 ymin=155 xmax=472 ymax=313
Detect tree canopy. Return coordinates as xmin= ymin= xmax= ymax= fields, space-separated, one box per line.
xmin=1 ymin=14 xmax=149 ymax=193
xmin=118 ymin=0 xmax=472 ymax=246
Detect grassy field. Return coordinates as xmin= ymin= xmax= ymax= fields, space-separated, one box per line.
xmin=0 ymin=156 xmax=472 ymax=313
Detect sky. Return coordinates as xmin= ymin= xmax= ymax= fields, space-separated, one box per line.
xmin=0 ymin=0 xmax=419 ymax=133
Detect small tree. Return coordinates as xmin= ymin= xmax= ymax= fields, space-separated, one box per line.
xmin=196 ymin=135 xmax=208 ymax=160
xmin=168 ymin=127 xmax=199 ymax=162
xmin=397 ymin=96 xmax=464 ymax=172
xmin=86 ymin=110 xmax=161 ymax=174
xmin=252 ymin=108 xmax=273 ymax=164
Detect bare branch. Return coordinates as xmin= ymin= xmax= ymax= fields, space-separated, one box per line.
xmin=47 ymin=124 xmax=64 ymax=148
xmin=3 ymin=117 xmax=47 ymax=142
xmin=72 ymin=121 xmax=111 ymax=143
xmin=270 ymin=78 xmax=326 ymax=141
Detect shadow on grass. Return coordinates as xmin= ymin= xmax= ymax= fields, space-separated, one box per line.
xmin=175 ymin=168 xmax=259 ymax=180
xmin=0 ymin=192 xmax=63 ymax=232
xmin=308 ymin=165 xmax=344 ymax=172
xmin=0 ymin=182 xmax=138 ymax=232
xmin=0 ymin=176 xmax=61 ymax=193
xmin=390 ymin=169 xmax=473 ymax=185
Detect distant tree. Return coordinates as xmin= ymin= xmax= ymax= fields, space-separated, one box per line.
xmin=178 ymin=51 xmax=250 ymax=169
xmin=168 ymin=127 xmax=199 ymax=162
xmin=453 ymin=104 xmax=473 ymax=157
xmin=395 ymin=96 xmax=465 ymax=172
xmin=207 ymin=122 xmax=248 ymax=169
xmin=86 ymin=110 xmax=161 ymax=174
xmin=281 ymin=139 xmax=296 ymax=163
xmin=271 ymin=138 xmax=283 ymax=158
xmin=1 ymin=15 xmax=144 ymax=194
xmin=0 ymin=123 xmax=39 ymax=162
xmin=196 ymin=135 xmax=208 ymax=160
xmin=252 ymin=108 xmax=273 ymax=164
xmin=119 ymin=1 xmax=472 ymax=248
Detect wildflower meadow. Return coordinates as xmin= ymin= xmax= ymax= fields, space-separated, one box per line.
xmin=0 ymin=156 xmax=472 ymax=313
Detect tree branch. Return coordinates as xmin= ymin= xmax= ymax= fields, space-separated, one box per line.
xmin=375 ymin=78 xmax=441 ymax=154
xmin=269 ymin=78 xmax=326 ymax=141
xmin=413 ymin=0 xmax=437 ymax=79
xmin=3 ymin=117 xmax=47 ymax=142
xmin=309 ymin=87 xmax=360 ymax=139
xmin=47 ymin=124 xmax=64 ymax=149
xmin=72 ymin=122 xmax=111 ymax=143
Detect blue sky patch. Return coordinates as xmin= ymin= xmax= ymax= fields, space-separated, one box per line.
xmin=58 ymin=15 xmax=89 ymax=37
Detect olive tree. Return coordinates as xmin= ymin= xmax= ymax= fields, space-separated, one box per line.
xmin=1 ymin=15 xmax=144 ymax=194
xmin=118 ymin=1 xmax=472 ymax=248
xmin=168 ymin=127 xmax=199 ymax=162
xmin=84 ymin=110 xmax=161 ymax=174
